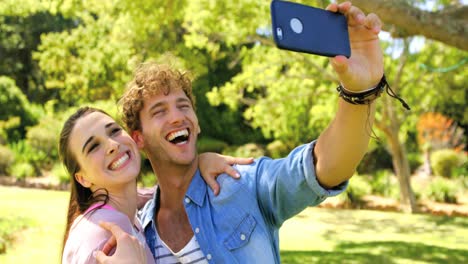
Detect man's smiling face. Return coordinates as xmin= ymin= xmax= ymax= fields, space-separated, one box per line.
xmin=133 ymin=88 xmax=200 ymax=166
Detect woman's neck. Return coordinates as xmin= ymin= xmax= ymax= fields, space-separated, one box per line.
xmin=94 ymin=182 xmax=138 ymax=224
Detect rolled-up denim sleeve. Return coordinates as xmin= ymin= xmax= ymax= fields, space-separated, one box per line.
xmin=302 ymin=141 xmax=348 ymax=198
xmin=254 ymin=140 xmax=348 ymax=227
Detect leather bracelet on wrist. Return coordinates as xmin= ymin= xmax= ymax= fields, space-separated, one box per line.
xmin=336 ymin=74 xmax=410 ymax=110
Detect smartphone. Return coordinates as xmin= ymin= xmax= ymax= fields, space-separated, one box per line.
xmin=270 ymin=0 xmax=351 ymax=58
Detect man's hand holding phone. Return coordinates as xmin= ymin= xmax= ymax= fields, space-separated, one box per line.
xmin=326 ymin=1 xmax=384 ymax=93
xmin=271 ymin=1 xmax=384 ymax=93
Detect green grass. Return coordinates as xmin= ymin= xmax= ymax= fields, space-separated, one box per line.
xmin=0 ymin=186 xmax=467 ymax=263
xmin=279 ymin=208 xmax=468 ymax=263
xmin=0 ymin=216 xmax=31 ymax=254
xmin=0 ymin=186 xmax=69 ymax=263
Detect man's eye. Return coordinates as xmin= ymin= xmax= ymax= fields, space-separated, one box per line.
xmin=152 ymin=109 xmax=165 ymax=116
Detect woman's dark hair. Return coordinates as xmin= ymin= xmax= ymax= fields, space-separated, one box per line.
xmin=59 ymin=106 xmax=110 ymax=253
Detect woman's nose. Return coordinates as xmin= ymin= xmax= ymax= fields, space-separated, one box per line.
xmin=107 ymin=139 xmax=120 ymax=155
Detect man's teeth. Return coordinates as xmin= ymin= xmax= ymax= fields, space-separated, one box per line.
xmin=109 ymin=153 xmax=129 ymax=170
xmin=167 ymin=129 xmax=189 ymax=141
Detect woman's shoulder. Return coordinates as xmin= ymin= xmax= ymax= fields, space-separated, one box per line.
xmin=79 ymin=208 xmax=133 ymax=233
xmin=63 ymin=209 xmax=133 ymax=263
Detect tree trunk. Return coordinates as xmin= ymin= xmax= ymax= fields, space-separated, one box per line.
xmin=387 ymin=129 xmax=418 ymax=213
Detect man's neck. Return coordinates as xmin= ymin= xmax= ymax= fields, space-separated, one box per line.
xmin=151 ymin=156 xmax=199 ymax=210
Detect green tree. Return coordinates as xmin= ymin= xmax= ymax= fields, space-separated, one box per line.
xmin=0 ymin=76 xmax=37 ymax=141
xmin=0 ymin=1 xmax=76 ymax=103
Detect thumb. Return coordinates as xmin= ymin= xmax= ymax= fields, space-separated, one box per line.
xmin=94 ymin=250 xmax=108 ymax=264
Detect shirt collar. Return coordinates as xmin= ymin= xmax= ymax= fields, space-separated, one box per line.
xmin=140 ymin=170 xmax=208 ymax=229
xmin=185 ymin=169 xmax=207 ymax=207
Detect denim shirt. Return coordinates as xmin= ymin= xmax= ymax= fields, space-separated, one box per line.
xmin=139 ymin=141 xmax=347 ymax=263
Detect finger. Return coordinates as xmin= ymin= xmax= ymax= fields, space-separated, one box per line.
xmin=364 ymin=13 xmax=382 ymax=34
xmin=226 ymin=157 xmax=254 ymax=165
xmin=94 ymin=250 xmax=108 ymax=264
xmin=223 ymin=165 xmax=241 ymax=179
xmin=336 ymin=1 xmax=352 ymax=14
xmin=101 ymin=235 xmax=117 ymax=255
xmin=325 ymin=3 xmax=338 ymax=12
xmin=330 ymin=56 xmax=349 ymax=74
xmin=345 ymin=5 xmax=365 ymax=26
xmin=205 ymin=175 xmax=220 ymax=196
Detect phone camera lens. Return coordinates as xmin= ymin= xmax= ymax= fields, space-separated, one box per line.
xmin=290 ymin=18 xmax=303 ymax=34
xmin=276 ymin=27 xmax=283 ymax=40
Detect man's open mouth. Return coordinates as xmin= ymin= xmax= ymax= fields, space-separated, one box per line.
xmin=166 ymin=128 xmax=190 ymax=145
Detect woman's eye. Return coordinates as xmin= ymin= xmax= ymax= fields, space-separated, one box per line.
xmin=111 ymin=127 xmax=121 ymax=135
xmin=88 ymin=143 xmax=99 ymax=153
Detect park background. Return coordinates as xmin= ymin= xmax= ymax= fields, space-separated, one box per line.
xmin=0 ymin=0 xmax=467 ymax=263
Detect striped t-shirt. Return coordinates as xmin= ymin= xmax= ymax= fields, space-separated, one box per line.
xmin=154 ymin=228 xmax=208 ymax=264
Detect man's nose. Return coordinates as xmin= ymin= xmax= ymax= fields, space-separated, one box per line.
xmin=168 ymin=107 xmax=185 ymax=124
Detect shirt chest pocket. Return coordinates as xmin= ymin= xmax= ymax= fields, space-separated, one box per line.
xmin=223 ymin=214 xmax=257 ymax=251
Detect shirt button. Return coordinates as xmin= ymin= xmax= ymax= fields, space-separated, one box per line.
xmin=240 ymin=234 xmax=246 ymax=241
xmin=207 ymin=254 xmax=212 ymax=260
xmin=195 ymin=227 xmax=200 ymax=233
xmin=185 ymin=198 xmax=191 ymax=204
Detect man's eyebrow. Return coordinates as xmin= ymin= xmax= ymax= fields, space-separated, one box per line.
xmin=149 ymin=101 xmax=165 ymax=112
xmin=82 ymin=136 xmax=94 ymax=154
xmin=176 ymin=97 xmax=191 ymax=104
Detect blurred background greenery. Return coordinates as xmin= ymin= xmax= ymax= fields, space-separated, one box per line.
xmin=0 ymin=0 xmax=467 ymax=262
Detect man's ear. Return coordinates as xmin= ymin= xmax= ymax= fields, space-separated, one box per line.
xmin=74 ymin=171 xmax=92 ymax=188
xmin=132 ymin=130 xmax=145 ymax=149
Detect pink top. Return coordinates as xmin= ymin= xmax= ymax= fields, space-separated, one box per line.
xmin=62 ymin=204 xmax=154 ymax=264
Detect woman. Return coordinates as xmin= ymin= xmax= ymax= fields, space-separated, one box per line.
xmin=60 ymin=107 xmax=251 ymax=263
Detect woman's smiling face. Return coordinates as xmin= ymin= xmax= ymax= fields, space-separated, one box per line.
xmin=70 ymin=111 xmax=141 ymax=191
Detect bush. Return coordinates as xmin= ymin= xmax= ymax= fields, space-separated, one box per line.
xmin=25 ymin=117 xmax=61 ymax=170
xmin=407 ymin=152 xmax=423 ymax=174
xmin=10 ymin=162 xmax=35 ymax=179
xmin=51 ymin=162 xmax=69 ymax=184
xmin=9 ymin=140 xmax=43 ymax=176
xmin=346 ymin=175 xmax=372 ymax=207
xmin=138 ymin=171 xmax=157 ymax=187
xmin=430 ymin=149 xmax=465 ymax=178
xmin=425 ymin=177 xmax=459 ymax=203
xmin=197 ymin=137 xmax=228 ymax=153
xmin=222 ymin=143 xmax=266 ymax=158
xmin=0 ymin=145 xmax=14 ymax=175
xmin=357 ymin=145 xmax=393 ymax=174
xmin=369 ymin=170 xmax=400 ymax=198
xmin=266 ymin=140 xmax=290 ymax=159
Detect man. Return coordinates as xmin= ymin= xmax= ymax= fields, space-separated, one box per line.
xmin=118 ymin=2 xmax=384 ymax=263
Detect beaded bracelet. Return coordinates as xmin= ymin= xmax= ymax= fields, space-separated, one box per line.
xmin=336 ymin=75 xmax=410 ymax=110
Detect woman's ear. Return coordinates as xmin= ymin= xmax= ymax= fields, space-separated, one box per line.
xmin=74 ymin=171 xmax=92 ymax=188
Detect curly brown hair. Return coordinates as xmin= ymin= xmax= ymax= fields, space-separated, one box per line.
xmin=119 ymin=62 xmax=195 ymax=132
